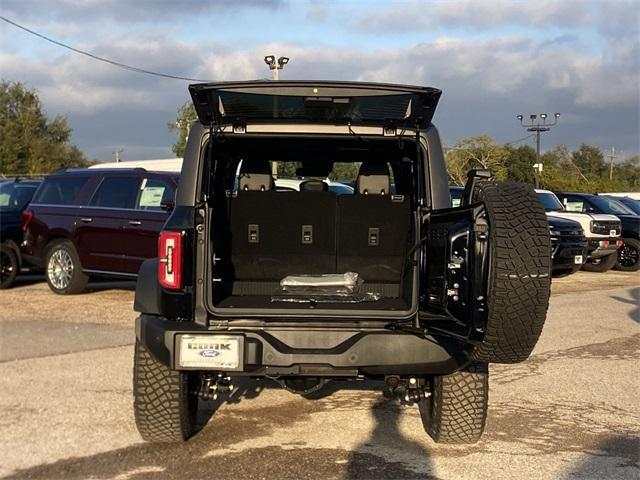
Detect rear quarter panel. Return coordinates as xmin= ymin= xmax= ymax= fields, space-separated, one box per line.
xmin=23 ymin=205 xmax=78 ymax=260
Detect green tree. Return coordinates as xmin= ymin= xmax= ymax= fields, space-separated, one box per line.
xmin=539 ymin=144 xmax=585 ymax=190
xmin=445 ymin=135 xmax=509 ymax=185
xmin=504 ymin=144 xmax=536 ymax=184
xmin=572 ymin=144 xmax=607 ymax=179
xmin=536 ymin=145 xmax=640 ymax=193
xmin=329 ymin=162 xmax=360 ymax=182
xmin=169 ymin=101 xmax=196 ymax=157
xmin=613 ymin=156 xmax=640 ymax=190
xmin=0 ymin=81 xmax=89 ymax=175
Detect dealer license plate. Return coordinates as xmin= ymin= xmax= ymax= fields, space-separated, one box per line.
xmin=610 ymin=230 xmax=617 ymax=236
xmin=178 ymin=335 xmax=242 ymax=369
xmin=574 ymin=255 xmax=583 ymax=264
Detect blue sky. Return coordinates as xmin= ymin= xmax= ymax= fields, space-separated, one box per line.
xmin=1 ymin=0 xmax=638 ymax=162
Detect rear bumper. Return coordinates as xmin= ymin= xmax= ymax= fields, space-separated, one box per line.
xmin=135 ymin=314 xmax=468 ymax=377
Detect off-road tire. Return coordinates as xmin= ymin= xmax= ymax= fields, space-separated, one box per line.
xmin=613 ymin=238 xmax=640 ymax=272
xmin=582 ymin=251 xmax=618 ymax=273
xmin=0 ymin=244 xmax=19 ymax=289
xmin=419 ymin=363 xmax=488 ymax=444
xmin=133 ymin=340 xmax=199 ymax=442
xmin=470 ymin=181 xmax=551 ymax=363
xmin=44 ymin=240 xmax=89 ymax=294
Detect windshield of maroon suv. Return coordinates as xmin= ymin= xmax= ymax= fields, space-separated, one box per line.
xmin=536 ymin=192 xmax=564 ymax=212
xmin=0 ymin=182 xmax=38 ymax=211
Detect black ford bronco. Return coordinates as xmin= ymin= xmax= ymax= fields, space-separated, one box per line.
xmin=133 ymin=81 xmax=551 ymax=444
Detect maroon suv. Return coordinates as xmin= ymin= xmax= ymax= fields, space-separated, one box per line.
xmin=21 ymin=168 xmax=179 ymax=294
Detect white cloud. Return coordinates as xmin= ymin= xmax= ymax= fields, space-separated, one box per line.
xmin=0 ymin=10 xmax=637 ymax=159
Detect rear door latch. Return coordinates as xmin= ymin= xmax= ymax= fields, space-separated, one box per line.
xmin=368 ymin=227 xmax=379 ymax=246
xmin=248 ymin=224 xmax=259 ymax=243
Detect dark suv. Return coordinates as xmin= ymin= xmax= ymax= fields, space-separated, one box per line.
xmin=133 ymin=81 xmax=551 ymax=444
xmin=451 ymin=186 xmax=587 ymax=277
xmin=0 ymin=178 xmax=41 ymax=288
xmin=22 ymin=168 xmax=179 ymax=294
xmin=555 ymin=192 xmax=640 ymax=272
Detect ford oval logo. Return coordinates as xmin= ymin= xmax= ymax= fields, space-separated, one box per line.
xmin=199 ymin=349 xmax=221 ymax=358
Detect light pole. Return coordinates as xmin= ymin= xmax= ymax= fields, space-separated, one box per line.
xmin=516 ymin=112 xmax=560 ymax=188
xmin=264 ymin=56 xmax=289 ymax=178
xmin=264 ymin=55 xmax=290 ymax=80
xmin=113 ymin=148 xmax=124 ymax=163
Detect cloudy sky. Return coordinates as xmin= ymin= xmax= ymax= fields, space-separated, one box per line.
xmin=1 ymin=0 xmax=638 ymax=162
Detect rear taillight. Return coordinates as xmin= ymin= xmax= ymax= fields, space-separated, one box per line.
xmin=158 ymin=231 xmax=183 ymax=290
xmin=21 ymin=210 xmax=33 ymax=231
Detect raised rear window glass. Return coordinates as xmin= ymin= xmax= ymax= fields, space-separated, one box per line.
xmin=90 ymin=176 xmax=141 ymax=209
xmin=32 ymin=176 xmax=88 ymax=205
xmin=218 ymin=91 xmax=413 ymax=122
xmin=0 ymin=183 xmax=38 ymax=210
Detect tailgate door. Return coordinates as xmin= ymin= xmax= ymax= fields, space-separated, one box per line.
xmin=420 ymin=204 xmax=489 ymax=337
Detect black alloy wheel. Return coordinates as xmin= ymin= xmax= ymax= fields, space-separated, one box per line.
xmin=0 ymin=245 xmax=19 ymax=289
xmin=614 ymin=238 xmax=640 ymax=272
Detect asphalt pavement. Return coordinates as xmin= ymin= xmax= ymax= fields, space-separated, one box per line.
xmin=0 ymin=273 xmax=638 ymax=479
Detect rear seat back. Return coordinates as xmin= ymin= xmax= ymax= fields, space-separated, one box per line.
xmin=230 ymin=190 xmax=337 ymax=281
xmin=238 ymin=158 xmax=273 ymax=192
xmin=230 ymin=161 xmax=410 ymax=284
xmin=337 ymin=162 xmax=411 ymax=283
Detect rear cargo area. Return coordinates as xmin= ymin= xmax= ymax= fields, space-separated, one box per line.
xmin=206 ymin=136 xmax=420 ymax=315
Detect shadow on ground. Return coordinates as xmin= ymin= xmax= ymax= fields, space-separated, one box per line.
xmin=9 ymin=275 xmax=136 ymax=292
xmin=84 ymin=279 xmax=137 ymax=292
xmin=3 ymin=379 xmax=436 ymax=479
xmin=610 ymin=286 xmax=640 ymax=323
xmin=8 ymin=274 xmax=44 ymax=288
xmin=562 ymin=435 xmax=640 ymax=479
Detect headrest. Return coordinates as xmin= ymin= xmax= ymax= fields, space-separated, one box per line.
xmin=356 ymin=162 xmax=390 ymax=195
xmin=300 ymin=180 xmax=328 ymax=192
xmin=238 ymin=159 xmax=273 ymax=191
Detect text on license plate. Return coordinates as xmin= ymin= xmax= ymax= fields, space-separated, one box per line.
xmin=178 ymin=335 xmax=241 ymax=369
xmin=574 ymin=255 xmax=584 ymax=264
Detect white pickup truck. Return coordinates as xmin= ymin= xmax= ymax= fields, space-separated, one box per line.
xmin=536 ymin=190 xmax=622 ymax=272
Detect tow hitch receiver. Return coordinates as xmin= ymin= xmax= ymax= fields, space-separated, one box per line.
xmin=196 ymin=373 xmax=234 ymax=400
xmin=385 ymin=376 xmax=431 ymax=404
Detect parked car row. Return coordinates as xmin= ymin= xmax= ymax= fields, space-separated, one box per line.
xmin=450 ymin=186 xmax=639 ymax=275
xmin=1 ymin=168 xmax=178 ymax=292
xmin=1 ymin=168 xmax=637 ymax=292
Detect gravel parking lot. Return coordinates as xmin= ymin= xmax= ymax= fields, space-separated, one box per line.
xmin=0 ymin=271 xmax=638 ymax=479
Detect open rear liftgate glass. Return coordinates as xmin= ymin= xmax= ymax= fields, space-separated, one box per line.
xmin=188 ymin=81 xmax=441 ymax=129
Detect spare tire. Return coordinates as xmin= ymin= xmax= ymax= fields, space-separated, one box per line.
xmin=469 ymin=180 xmax=551 ymax=364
